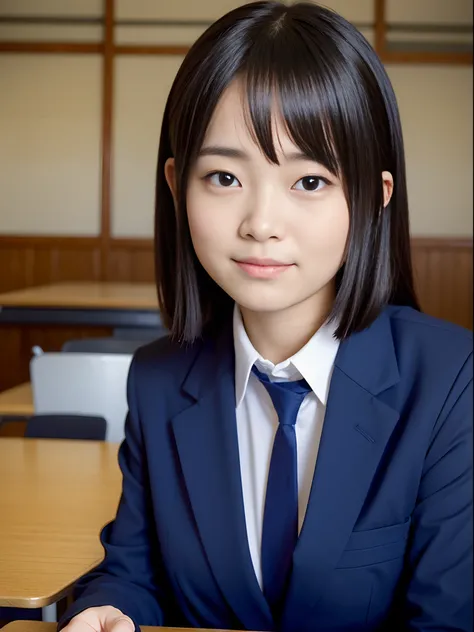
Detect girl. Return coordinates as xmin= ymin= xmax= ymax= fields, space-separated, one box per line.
xmin=60 ymin=2 xmax=472 ymax=631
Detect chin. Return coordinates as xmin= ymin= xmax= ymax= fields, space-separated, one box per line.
xmin=227 ymin=286 xmax=298 ymax=314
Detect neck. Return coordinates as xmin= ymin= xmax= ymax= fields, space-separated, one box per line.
xmin=239 ymin=286 xmax=335 ymax=364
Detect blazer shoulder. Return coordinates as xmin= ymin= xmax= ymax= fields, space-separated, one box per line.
xmin=130 ymin=334 xmax=205 ymax=389
xmin=387 ymin=305 xmax=472 ymax=369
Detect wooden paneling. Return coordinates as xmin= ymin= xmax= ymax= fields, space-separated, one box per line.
xmin=411 ymin=238 xmax=472 ymax=330
xmin=107 ymin=239 xmax=155 ymax=282
xmin=0 ymin=235 xmax=471 ymax=392
xmin=0 ymin=324 xmax=111 ymax=392
xmin=0 ymin=235 xmax=471 ymax=326
xmin=0 ymin=237 xmax=101 ymax=293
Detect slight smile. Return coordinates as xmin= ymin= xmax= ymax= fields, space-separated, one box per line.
xmin=233 ymin=258 xmax=294 ymax=279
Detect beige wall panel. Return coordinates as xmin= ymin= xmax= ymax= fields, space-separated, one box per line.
xmin=0 ymin=0 xmax=102 ymax=17
xmin=117 ymin=0 xmax=373 ymax=24
xmin=0 ymin=24 xmax=102 ymax=42
xmin=115 ymin=7 xmax=373 ymax=47
xmin=112 ymin=56 xmax=183 ymax=238
xmin=0 ymin=55 xmax=102 ymax=235
xmin=386 ymin=0 xmax=472 ymax=25
xmin=387 ymin=65 xmax=473 ymax=236
xmin=305 ymin=0 xmax=374 ymax=23
xmin=116 ymin=0 xmax=252 ymax=22
xmin=359 ymin=28 xmax=374 ymax=47
xmin=113 ymin=62 xmax=473 ymax=239
xmin=386 ymin=32 xmax=472 ymax=45
xmin=115 ymin=25 xmax=206 ymax=46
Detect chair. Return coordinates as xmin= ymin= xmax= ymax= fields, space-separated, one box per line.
xmin=113 ymin=326 xmax=167 ymax=340
xmin=25 ymin=414 xmax=107 ymax=440
xmin=62 ymin=336 xmax=149 ymax=354
xmin=30 ymin=353 xmax=133 ymax=443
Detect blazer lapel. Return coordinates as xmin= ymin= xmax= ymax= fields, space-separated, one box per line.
xmin=282 ymin=309 xmax=401 ymax=630
xmin=171 ymin=323 xmax=274 ymax=631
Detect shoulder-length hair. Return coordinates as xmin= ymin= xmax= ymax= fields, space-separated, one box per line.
xmin=155 ymin=1 xmax=420 ymax=342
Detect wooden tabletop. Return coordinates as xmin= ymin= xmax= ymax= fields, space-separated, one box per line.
xmin=0 ymin=438 xmax=121 ymax=607
xmin=1 ymin=623 xmax=244 ymax=632
xmin=0 ymin=382 xmax=33 ymax=416
xmin=0 ymin=282 xmax=158 ymax=310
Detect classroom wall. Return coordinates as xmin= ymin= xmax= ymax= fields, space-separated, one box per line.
xmin=0 ymin=1 xmax=471 ymax=333
xmin=0 ymin=57 xmax=471 ymax=237
xmin=0 ymin=0 xmax=472 ymax=238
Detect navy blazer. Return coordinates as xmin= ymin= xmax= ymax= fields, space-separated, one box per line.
xmin=60 ymin=306 xmax=473 ymax=631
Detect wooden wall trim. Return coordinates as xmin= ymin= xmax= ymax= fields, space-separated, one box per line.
xmin=110 ymin=238 xmax=154 ymax=249
xmin=381 ymin=51 xmax=473 ymax=65
xmin=374 ymin=0 xmax=386 ymax=56
xmin=100 ymin=0 xmax=114 ymax=280
xmin=0 ymin=42 xmax=471 ymax=65
xmin=410 ymin=237 xmax=473 ymax=249
xmin=0 ymin=236 xmax=101 ymax=248
xmin=0 ymin=235 xmax=471 ymax=250
xmin=114 ymin=45 xmax=190 ymax=55
xmin=0 ymin=42 xmax=103 ymax=54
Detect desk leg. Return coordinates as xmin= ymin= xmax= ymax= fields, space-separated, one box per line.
xmin=42 ymin=603 xmax=58 ymax=622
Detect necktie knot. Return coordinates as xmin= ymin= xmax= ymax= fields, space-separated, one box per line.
xmin=251 ymin=364 xmax=312 ymax=426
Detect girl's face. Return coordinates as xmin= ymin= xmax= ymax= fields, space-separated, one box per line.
xmin=168 ymin=80 xmax=351 ymax=319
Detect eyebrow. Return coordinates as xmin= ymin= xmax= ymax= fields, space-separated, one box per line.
xmin=197 ymin=145 xmax=316 ymax=163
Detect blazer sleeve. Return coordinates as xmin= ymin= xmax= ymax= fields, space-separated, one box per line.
xmin=58 ymin=355 xmax=164 ymax=631
xmin=402 ymin=352 xmax=473 ymax=631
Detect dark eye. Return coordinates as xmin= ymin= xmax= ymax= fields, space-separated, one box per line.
xmin=208 ymin=172 xmax=240 ymax=188
xmin=293 ymin=176 xmax=327 ymax=192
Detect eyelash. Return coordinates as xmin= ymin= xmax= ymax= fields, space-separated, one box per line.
xmin=203 ymin=171 xmax=331 ymax=192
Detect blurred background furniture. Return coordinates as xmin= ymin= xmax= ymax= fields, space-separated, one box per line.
xmin=24 ymin=414 xmax=107 ymax=441
xmin=30 ymin=352 xmax=133 ymax=443
xmin=61 ymin=336 xmax=153 ymax=354
xmin=0 ymin=282 xmax=163 ymax=393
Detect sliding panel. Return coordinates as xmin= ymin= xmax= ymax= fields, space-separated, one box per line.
xmin=115 ymin=0 xmax=375 ymax=47
xmin=385 ymin=0 xmax=472 ymax=55
xmin=387 ymin=65 xmax=473 ymax=236
xmin=112 ymin=55 xmax=183 ymax=237
xmin=0 ymin=0 xmax=103 ymax=43
xmin=0 ymin=54 xmax=102 ymax=235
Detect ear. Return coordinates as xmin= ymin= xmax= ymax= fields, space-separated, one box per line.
xmin=381 ymin=171 xmax=394 ymax=208
xmin=164 ymin=157 xmax=178 ymax=207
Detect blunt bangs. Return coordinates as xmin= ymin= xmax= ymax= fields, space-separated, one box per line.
xmin=155 ymin=1 xmax=419 ymax=342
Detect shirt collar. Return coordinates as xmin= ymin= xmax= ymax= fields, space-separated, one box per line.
xmin=233 ymin=304 xmax=340 ymax=408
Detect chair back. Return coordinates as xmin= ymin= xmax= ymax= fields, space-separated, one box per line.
xmin=30 ymin=352 xmax=133 ymax=443
xmin=62 ymin=337 xmax=148 ymax=354
xmin=113 ymin=326 xmax=167 ymax=340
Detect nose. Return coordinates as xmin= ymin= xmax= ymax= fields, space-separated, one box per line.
xmin=238 ymin=188 xmax=284 ymax=242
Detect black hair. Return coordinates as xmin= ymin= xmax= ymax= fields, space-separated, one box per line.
xmin=155 ymin=1 xmax=420 ymax=342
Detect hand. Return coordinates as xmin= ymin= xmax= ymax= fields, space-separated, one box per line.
xmin=62 ymin=607 xmax=135 ymax=632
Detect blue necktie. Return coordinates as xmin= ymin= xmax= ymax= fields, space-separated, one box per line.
xmin=251 ymin=365 xmax=312 ymax=618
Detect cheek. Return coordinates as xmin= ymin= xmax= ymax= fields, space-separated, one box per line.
xmin=186 ymin=189 xmax=231 ymax=262
xmin=298 ymin=199 xmax=350 ymax=265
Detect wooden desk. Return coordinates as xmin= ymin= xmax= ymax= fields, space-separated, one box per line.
xmin=1 ymin=623 xmax=243 ymax=632
xmin=0 ymin=383 xmax=33 ymax=417
xmin=0 ymin=282 xmax=160 ymax=327
xmin=0 ymin=282 xmax=163 ymax=393
xmin=0 ymin=283 xmax=158 ymax=310
xmin=0 ymin=438 xmax=121 ymax=611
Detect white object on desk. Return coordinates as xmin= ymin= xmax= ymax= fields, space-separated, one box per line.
xmin=30 ymin=352 xmax=133 ymax=443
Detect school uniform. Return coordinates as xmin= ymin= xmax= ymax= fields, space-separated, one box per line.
xmin=59 ymin=304 xmax=473 ymax=631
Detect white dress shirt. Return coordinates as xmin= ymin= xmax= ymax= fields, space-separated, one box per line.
xmin=233 ymin=305 xmax=340 ymax=589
